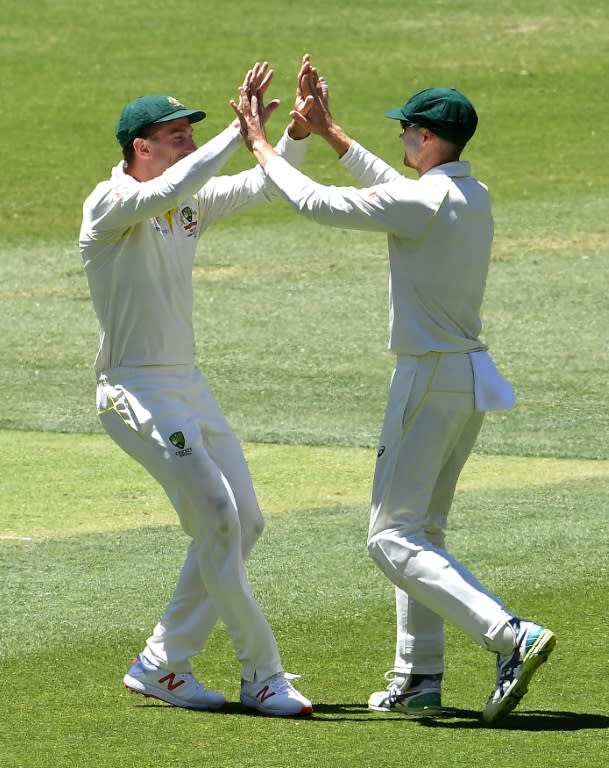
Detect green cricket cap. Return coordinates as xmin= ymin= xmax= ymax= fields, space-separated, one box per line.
xmin=115 ymin=95 xmax=206 ymax=147
xmin=385 ymin=87 xmax=478 ymax=145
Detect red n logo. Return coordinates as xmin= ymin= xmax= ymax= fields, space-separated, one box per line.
xmin=158 ymin=672 xmax=185 ymax=691
xmin=256 ymin=685 xmax=276 ymax=703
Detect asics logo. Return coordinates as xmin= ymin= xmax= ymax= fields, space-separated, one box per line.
xmin=158 ymin=672 xmax=185 ymax=691
xmin=255 ymin=685 xmax=276 ymax=703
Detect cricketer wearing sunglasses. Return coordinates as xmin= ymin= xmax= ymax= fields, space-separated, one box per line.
xmin=232 ymin=64 xmax=556 ymax=725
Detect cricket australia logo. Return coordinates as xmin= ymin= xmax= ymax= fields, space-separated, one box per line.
xmin=169 ymin=431 xmax=192 ymax=457
xmin=169 ymin=431 xmax=185 ymax=449
xmin=178 ymin=204 xmax=198 ymax=237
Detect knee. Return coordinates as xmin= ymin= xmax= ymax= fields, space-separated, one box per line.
xmin=189 ymin=495 xmax=241 ymax=547
xmin=367 ymin=531 xmax=397 ymax=570
xmin=241 ymin=509 xmax=265 ymax=550
xmin=367 ymin=530 xmax=420 ymax=576
xmin=214 ymin=497 xmax=242 ymax=537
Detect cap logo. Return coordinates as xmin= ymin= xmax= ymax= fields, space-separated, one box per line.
xmin=167 ymin=96 xmax=185 ymax=108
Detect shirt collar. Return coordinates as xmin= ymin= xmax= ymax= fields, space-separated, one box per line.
xmin=423 ymin=160 xmax=471 ymax=179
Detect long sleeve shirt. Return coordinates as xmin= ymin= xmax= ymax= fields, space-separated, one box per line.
xmin=263 ymin=140 xmax=494 ymax=357
xmin=80 ymin=126 xmax=309 ymax=375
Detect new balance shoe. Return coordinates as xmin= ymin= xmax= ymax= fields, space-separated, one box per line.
xmin=483 ymin=619 xmax=556 ymax=724
xmin=240 ymin=672 xmax=313 ymax=717
xmin=123 ymin=654 xmax=227 ymax=711
xmin=368 ymin=671 xmax=443 ymax=716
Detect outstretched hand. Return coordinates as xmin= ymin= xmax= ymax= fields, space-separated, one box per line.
xmin=229 ymin=61 xmax=280 ymax=141
xmin=230 ymin=71 xmax=270 ymax=153
xmin=290 ymin=65 xmax=332 ymax=137
xmin=238 ymin=61 xmax=281 ymax=127
xmin=287 ymin=53 xmax=314 ymax=139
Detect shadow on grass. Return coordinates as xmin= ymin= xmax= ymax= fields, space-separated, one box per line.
xmin=300 ymin=705 xmax=609 ymax=731
xmin=130 ymin=701 xmax=609 ymax=731
xmin=415 ymin=707 xmax=609 ymax=732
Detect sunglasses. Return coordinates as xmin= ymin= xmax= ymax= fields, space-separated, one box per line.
xmin=400 ymin=120 xmax=417 ymax=134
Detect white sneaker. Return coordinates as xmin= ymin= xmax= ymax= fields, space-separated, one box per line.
xmin=368 ymin=671 xmax=443 ymax=716
xmin=240 ymin=672 xmax=313 ymax=716
xmin=123 ymin=654 xmax=227 ymax=711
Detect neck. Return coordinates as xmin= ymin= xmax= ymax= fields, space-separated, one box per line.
xmin=416 ymin=150 xmax=461 ymax=177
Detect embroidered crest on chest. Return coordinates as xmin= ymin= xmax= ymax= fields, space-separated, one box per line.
xmin=178 ymin=205 xmax=198 ymax=237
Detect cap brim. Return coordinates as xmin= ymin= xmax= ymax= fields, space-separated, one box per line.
xmin=155 ymin=108 xmax=206 ymax=125
xmin=384 ymin=107 xmax=405 ymax=121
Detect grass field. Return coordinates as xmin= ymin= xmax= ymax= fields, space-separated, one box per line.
xmin=3 ymin=436 xmax=609 ymax=767
xmin=1 ymin=1 xmax=608 ymax=766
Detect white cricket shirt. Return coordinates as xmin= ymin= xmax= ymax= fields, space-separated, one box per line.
xmin=80 ymin=126 xmax=308 ymax=375
xmin=263 ymin=140 xmax=494 ymax=356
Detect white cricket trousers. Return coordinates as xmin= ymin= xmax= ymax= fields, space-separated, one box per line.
xmin=367 ymin=352 xmax=514 ymax=675
xmin=96 ymin=365 xmax=282 ymax=682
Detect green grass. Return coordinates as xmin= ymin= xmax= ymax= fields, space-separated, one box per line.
xmin=1 ymin=1 xmax=608 ymax=244
xmin=2 ymin=433 xmax=608 ymax=767
xmin=1 ymin=0 xmax=609 ymax=766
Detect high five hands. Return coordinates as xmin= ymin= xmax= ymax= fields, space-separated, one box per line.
xmin=231 ymin=54 xmax=332 ymax=159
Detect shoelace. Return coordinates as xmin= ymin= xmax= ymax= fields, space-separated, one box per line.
xmin=495 ymin=625 xmax=527 ymax=690
xmin=261 ymin=672 xmax=300 ymax=694
xmin=383 ymin=669 xmax=410 ymax=692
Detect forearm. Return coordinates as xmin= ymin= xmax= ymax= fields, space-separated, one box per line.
xmin=341 ymin=140 xmax=404 ymax=185
xmin=251 ymin=123 xmax=350 ymax=169
xmin=322 ymin=124 xmax=352 ymax=158
xmin=251 ymin=138 xmax=279 ymax=168
xmin=198 ymin=128 xmax=310 ymax=224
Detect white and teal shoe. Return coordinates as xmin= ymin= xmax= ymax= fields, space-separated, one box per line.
xmin=483 ymin=619 xmax=556 ymax=724
xmin=368 ymin=671 xmax=442 ymax=716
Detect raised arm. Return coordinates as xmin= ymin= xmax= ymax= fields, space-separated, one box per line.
xmin=195 ymin=56 xmax=315 ymax=227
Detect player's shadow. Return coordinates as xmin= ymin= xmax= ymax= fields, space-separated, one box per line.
xmin=413 ymin=707 xmax=609 ymax=731
xmin=131 ymin=701 xmax=609 ymax=730
xmin=302 ymin=704 xmax=609 ymax=730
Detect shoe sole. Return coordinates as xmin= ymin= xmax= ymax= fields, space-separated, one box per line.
xmin=240 ymin=696 xmax=313 ymax=717
xmin=368 ymin=702 xmax=444 ymax=717
xmin=124 ymin=675 xmax=227 ymax=711
xmin=368 ymin=689 xmax=442 ymax=717
xmin=482 ymin=629 xmax=556 ymax=724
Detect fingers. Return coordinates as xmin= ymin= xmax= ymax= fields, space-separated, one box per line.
xmin=296 ymin=94 xmax=315 ymax=117
xmin=246 ymin=61 xmax=274 ymax=93
xmin=288 ymin=108 xmax=310 ymax=128
xmin=240 ymin=57 xmax=323 ymax=129
xmin=296 ymin=53 xmax=312 ymax=87
xmin=317 ymin=76 xmax=329 ymax=105
xmin=241 ymin=69 xmax=251 ymax=89
xmin=231 ymin=85 xmax=256 ymax=118
xmin=257 ymin=65 xmax=274 ymax=95
xmin=299 ymin=67 xmax=317 ymax=99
